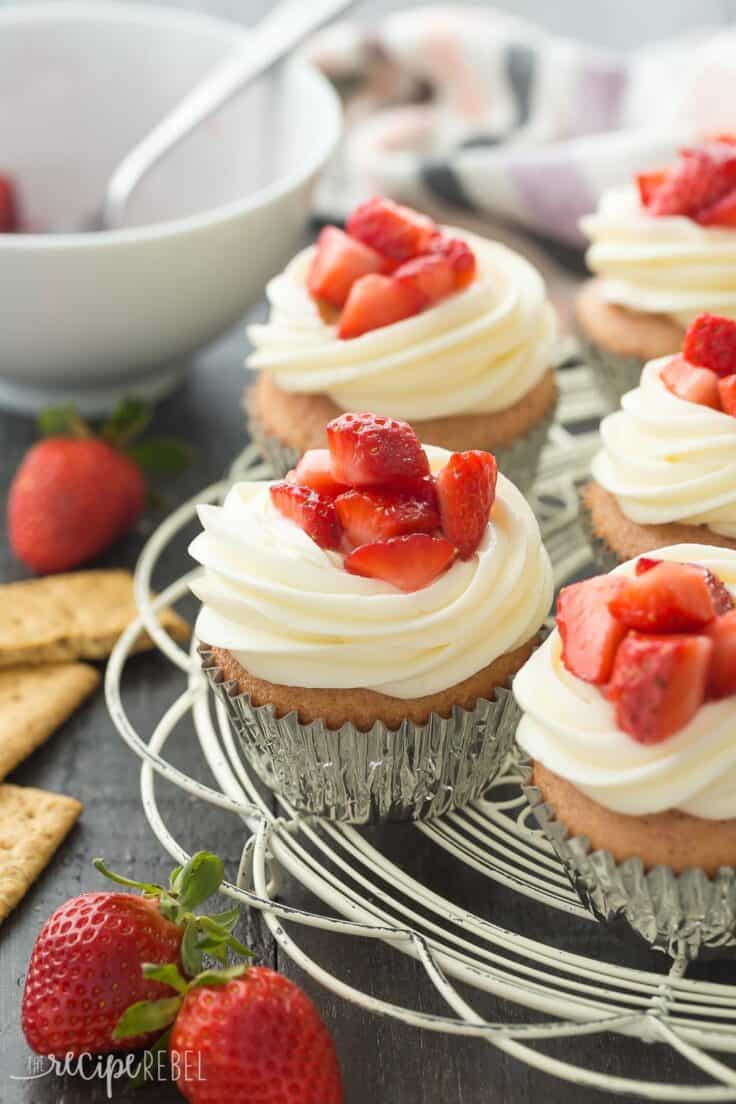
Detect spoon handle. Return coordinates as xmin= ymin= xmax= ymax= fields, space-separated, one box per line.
xmin=103 ymin=0 xmax=354 ymax=229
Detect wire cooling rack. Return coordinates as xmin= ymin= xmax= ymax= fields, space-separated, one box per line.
xmin=105 ymin=362 xmax=736 ymax=1101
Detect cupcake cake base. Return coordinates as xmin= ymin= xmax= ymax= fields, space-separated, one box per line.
xmin=247 ymin=369 xmax=557 ymax=491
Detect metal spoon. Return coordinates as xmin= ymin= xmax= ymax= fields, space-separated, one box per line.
xmin=81 ymin=0 xmax=354 ymax=232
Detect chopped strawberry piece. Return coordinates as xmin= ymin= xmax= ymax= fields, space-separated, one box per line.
xmin=0 ymin=174 xmax=18 ymax=233
xmin=635 ymin=556 xmax=662 ymax=575
xmin=344 ymin=533 xmax=456 ymax=591
xmin=293 ymin=449 xmax=350 ymax=498
xmin=307 ymin=226 xmax=386 ymax=309
xmin=683 ymin=314 xmax=736 ymax=377
xmin=338 ymin=274 xmax=425 ymax=339
xmin=436 ymin=450 xmax=498 ymax=560
xmin=428 ymin=236 xmax=477 ymax=289
xmin=636 ymin=170 xmax=667 ymax=208
xmin=326 ymin=411 xmax=430 ymax=487
xmin=706 ymin=610 xmax=736 ymax=698
xmin=718 ymin=375 xmax=736 ymax=416
xmin=347 ymin=197 xmax=437 ymax=262
xmin=394 ymin=253 xmax=456 ymax=304
xmin=697 ymin=186 xmax=736 ymax=227
xmin=661 ymin=355 xmax=721 ymax=409
xmin=636 ymin=556 xmax=732 ymax=613
xmin=556 ymin=576 xmax=628 ymax=684
xmin=607 ymin=632 xmax=712 ymax=743
xmin=649 ymin=144 xmax=736 ymax=218
xmin=335 ymin=489 xmax=440 ymax=546
xmin=269 ymin=481 xmax=342 ymax=550
xmin=608 ymin=561 xmax=723 ymax=633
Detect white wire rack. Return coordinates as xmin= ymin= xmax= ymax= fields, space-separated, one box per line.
xmin=105 ymin=365 xmax=736 ymax=1101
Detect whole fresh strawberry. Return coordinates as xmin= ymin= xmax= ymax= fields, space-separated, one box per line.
xmin=115 ymin=962 xmax=344 ymax=1104
xmin=8 ymin=399 xmax=190 ymax=574
xmin=22 ymin=852 xmax=248 ymax=1057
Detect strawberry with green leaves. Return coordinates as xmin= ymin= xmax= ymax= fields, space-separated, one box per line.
xmin=7 ymin=399 xmax=191 ymax=574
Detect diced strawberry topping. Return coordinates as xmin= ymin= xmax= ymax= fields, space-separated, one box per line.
xmin=697 ymin=187 xmax=736 ymax=227
xmin=660 ymin=355 xmax=721 ymax=409
xmin=338 ymin=274 xmax=425 ymax=340
xmin=706 ymin=610 xmax=736 ymax=698
xmin=634 ymin=556 xmax=732 ymax=614
xmin=0 ymin=174 xmax=18 ymax=233
xmin=683 ymin=313 xmax=736 ymax=377
xmin=394 ymin=253 xmax=456 ymax=304
xmin=307 ymin=226 xmax=387 ymax=309
xmin=293 ymin=449 xmax=350 ymax=498
xmin=718 ymin=375 xmax=736 ymax=416
xmin=347 ymin=197 xmax=437 ymax=262
xmin=635 ymin=556 xmax=661 ymax=575
xmin=436 ymin=450 xmax=498 ymax=560
xmin=269 ymin=481 xmax=343 ymax=550
xmin=428 ymin=236 xmax=477 ymax=289
xmin=557 ymin=576 xmax=628 ymax=684
xmin=608 ymin=561 xmax=722 ymax=633
xmin=607 ymin=632 xmax=712 ymax=743
xmin=636 ymin=170 xmax=667 ymax=208
xmin=327 ymin=412 xmax=430 ymax=487
xmin=336 ymin=489 xmax=440 ymax=546
xmin=639 ymin=142 xmax=736 ymax=227
xmin=344 ymin=533 xmax=456 ymax=591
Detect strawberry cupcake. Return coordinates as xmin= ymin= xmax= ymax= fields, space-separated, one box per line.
xmin=191 ymin=412 xmax=552 ymax=823
xmin=247 ymin=197 xmax=558 ymax=492
xmin=577 ymin=138 xmax=736 ymax=408
xmin=514 ymin=547 xmax=736 ymax=957
xmin=583 ymin=313 xmax=736 ymax=572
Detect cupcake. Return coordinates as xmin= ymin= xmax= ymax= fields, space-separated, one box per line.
xmin=577 ymin=138 xmax=736 ymax=408
xmin=246 ymin=196 xmax=558 ymax=491
xmin=190 ymin=412 xmax=552 ymax=823
xmin=514 ymin=546 xmax=736 ymax=957
xmin=582 ymin=313 xmax=736 ymax=572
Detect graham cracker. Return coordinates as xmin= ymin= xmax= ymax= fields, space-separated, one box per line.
xmin=0 ymin=784 xmax=83 ymax=921
xmin=0 ymin=663 xmax=100 ymax=780
xmin=0 ymin=569 xmax=190 ymax=669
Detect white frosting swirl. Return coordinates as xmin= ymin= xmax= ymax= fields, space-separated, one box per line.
xmin=246 ymin=229 xmax=557 ymax=420
xmin=515 ymin=545 xmax=736 ymax=820
xmin=581 ymin=186 xmax=736 ymax=327
xmin=190 ymin=446 xmax=552 ymax=700
xmin=591 ymin=357 xmax=736 ymax=538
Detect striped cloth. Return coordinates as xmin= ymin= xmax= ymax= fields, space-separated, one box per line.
xmin=306 ymin=6 xmax=736 ymax=245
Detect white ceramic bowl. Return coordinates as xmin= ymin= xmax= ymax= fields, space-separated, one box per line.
xmin=0 ymin=2 xmax=341 ymax=414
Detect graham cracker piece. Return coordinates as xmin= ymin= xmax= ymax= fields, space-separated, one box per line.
xmin=0 ymin=663 xmax=100 ymax=780
xmin=0 ymin=784 xmax=82 ymax=921
xmin=0 ymin=569 xmax=190 ymax=669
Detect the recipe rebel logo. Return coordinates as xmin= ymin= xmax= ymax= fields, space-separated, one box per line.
xmin=11 ymin=1049 xmax=204 ymax=1099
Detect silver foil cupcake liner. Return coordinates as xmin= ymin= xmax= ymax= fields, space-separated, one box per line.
xmin=518 ymin=754 xmax=736 ymax=960
xmin=200 ymin=648 xmax=521 ymax=824
xmin=575 ymin=323 xmax=645 ymax=412
xmin=245 ymin=387 xmax=556 ymax=492
xmin=577 ymin=486 xmax=623 ymax=574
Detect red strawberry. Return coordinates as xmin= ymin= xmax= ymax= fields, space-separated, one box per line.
xmin=608 ymin=560 xmax=723 ymax=633
xmin=429 ymin=235 xmax=477 ymax=289
xmin=336 ymin=489 xmax=440 ymax=546
xmin=347 ymin=196 xmax=437 ymax=262
xmin=293 ymin=449 xmax=350 ymax=498
xmin=719 ymin=374 xmax=736 ymax=416
xmin=22 ymin=852 xmax=241 ymax=1058
xmin=169 ymin=968 xmax=343 ymax=1104
xmin=697 ymin=186 xmax=736 ymax=226
xmin=635 ymin=556 xmax=733 ymax=614
xmin=394 ymin=252 xmax=456 ymax=304
xmin=635 ymin=556 xmax=662 ymax=574
xmin=649 ymin=145 xmax=736 ymax=218
xmin=607 ymin=632 xmax=712 ymax=743
xmin=345 ymin=533 xmax=455 ymax=591
xmin=660 ymin=355 xmax=721 ymax=409
xmin=436 ymin=450 xmax=498 ymax=559
xmin=706 ymin=610 xmax=736 ymax=698
xmin=556 ymin=575 xmax=628 ymax=684
xmin=338 ymin=273 xmax=425 ymax=339
xmin=636 ymin=170 xmax=666 ymax=208
xmin=307 ymin=226 xmax=386 ymax=308
xmin=0 ymin=173 xmax=19 ymax=232
xmin=327 ymin=411 xmax=430 ymax=487
xmin=270 ymin=482 xmax=342 ymax=550
xmin=682 ymin=314 xmax=736 ymax=377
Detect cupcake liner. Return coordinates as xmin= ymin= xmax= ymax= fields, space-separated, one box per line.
xmin=200 ymin=647 xmax=520 ymax=824
xmin=518 ymin=753 xmax=736 ymax=960
xmin=577 ymin=487 xmax=623 ymax=573
xmin=575 ymin=323 xmax=645 ymax=412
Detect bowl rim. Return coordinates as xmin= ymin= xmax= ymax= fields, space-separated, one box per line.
xmin=0 ymin=0 xmax=342 ymax=250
